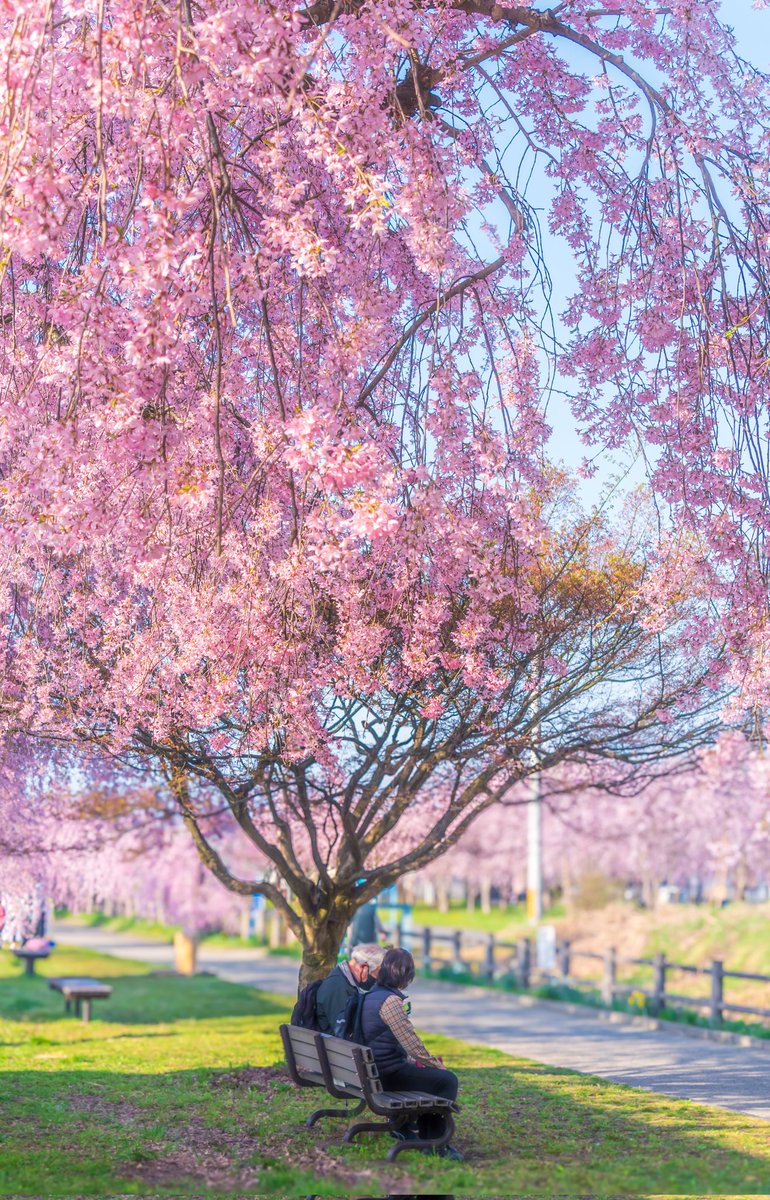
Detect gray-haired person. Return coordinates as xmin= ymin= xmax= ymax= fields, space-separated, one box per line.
xmin=316 ymin=943 xmax=385 ymax=1039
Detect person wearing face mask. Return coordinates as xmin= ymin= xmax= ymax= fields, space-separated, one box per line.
xmin=315 ymin=943 xmax=385 ymax=1039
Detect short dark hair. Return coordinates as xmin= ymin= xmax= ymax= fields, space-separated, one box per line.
xmin=378 ymin=947 xmax=415 ymax=991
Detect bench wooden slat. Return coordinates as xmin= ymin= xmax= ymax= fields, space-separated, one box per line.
xmin=324 ymin=1052 xmax=379 ymax=1086
xmin=321 ymin=1034 xmax=375 ymax=1062
xmin=292 ymin=1054 xmax=324 ymax=1070
xmin=323 ymin=1043 xmax=377 ymax=1072
xmin=290 ymin=1046 xmax=321 ymax=1065
xmin=381 ymin=1089 xmax=453 ymax=1106
xmin=284 ymin=1026 xmax=318 ymax=1047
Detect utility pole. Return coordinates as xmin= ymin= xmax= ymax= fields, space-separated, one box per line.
xmin=527 ymin=768 xmax=543 ymax=924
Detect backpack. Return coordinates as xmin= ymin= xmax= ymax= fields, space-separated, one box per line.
xmin=290 ymin=979 xmax=322 ymax=1030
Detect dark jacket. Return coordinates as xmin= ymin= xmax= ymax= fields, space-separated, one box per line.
xmin=361 ymin=983 xmax=408 ymax=1075
xmin=315 ymin=964 xmax=357 ymax=1036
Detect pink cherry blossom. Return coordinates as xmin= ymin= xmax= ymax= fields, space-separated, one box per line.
xmin=0 ymin=0 xmax=767 ymax=979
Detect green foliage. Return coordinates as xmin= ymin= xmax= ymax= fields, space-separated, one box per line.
xmin=2 ymin=943 xmax=770 ymax=1194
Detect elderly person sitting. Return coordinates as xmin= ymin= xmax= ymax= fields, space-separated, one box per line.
xmin=361 ymin=947 xmax=462 ymax=1160
xmin=315 ymin=943 xmax=385 ymax=1039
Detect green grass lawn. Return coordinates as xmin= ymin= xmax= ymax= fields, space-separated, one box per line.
xmin=63 ymin=910 xmax=286 ymax=952
xmin=2 ymin=943 xmax=770 ymax=1196
xmin=64 ymin=910 xmax=180 ymax=940
xmin=409 ymin=900 xmax=565 ymax=935
xmin=638 ymin=902 xmax=770 ymax=975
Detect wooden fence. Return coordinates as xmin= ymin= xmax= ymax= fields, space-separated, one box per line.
xmin=393 ymin=924 xmax=770 ymax=1027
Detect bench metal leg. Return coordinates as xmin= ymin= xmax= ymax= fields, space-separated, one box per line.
xmin=24 ymin=957 xmax=34 ymax=977
xmin=386 ymin=1113 xmax=455 ymax=1162
xmin=306 ymin=1098 xmax=364 ymax=1128
xmin=81 ymin=999 xmax=92 ymax=1023
xmin=74 ymin=999 xmax=82 ymax=1018
xmin=64 ymin=998 xmax=71 ymax=1014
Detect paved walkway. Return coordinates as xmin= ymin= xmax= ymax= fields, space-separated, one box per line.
xmin=52 ymin=922 xmax=770 ymax=1121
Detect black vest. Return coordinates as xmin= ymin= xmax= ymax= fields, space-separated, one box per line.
xmin=361 ymin=983 xmax=408 ymax=1075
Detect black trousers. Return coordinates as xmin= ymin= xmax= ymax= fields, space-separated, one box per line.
xmin=380 ymin=1064 xmax=459 ymax=1139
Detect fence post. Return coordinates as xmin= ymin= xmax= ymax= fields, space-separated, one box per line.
xmin=517 ymin=937 xmax=531 ymax=989
xmin=710 ymin=959 xmax=724 ymax=1026
xmin=651 ymin=951 xmax=666 ymax=1015
xmin=422 ymin=926 xmax=432 ymax=972
xmin=558 ymin=938 xmax=571 ymax=980
xmin=601 ymin=947 xmax=617 ymax=1006
xmin=485 ymin=933 xmax=496 ymax=981
xmin=452 ymin=929 xmax=463 ymax=973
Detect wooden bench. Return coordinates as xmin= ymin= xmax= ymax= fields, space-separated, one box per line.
xmin=280 ymin=1025 xmax=459 ymax=1160
xmin=48 ymin=977 xmax=112 ymax=1022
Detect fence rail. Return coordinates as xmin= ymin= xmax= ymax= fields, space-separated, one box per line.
xmin=392 ymin=923 xmax=770 ymax=1028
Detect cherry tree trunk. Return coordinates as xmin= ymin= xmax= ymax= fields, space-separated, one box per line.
xmin=298 ymin=915 xmax=351 ymax=989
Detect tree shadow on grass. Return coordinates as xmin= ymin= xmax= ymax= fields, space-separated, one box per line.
xmin=0 ymin=1064 xmax=346 ymax=1197
xmin=0 ymin=970 xmax=290 ymax=1025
